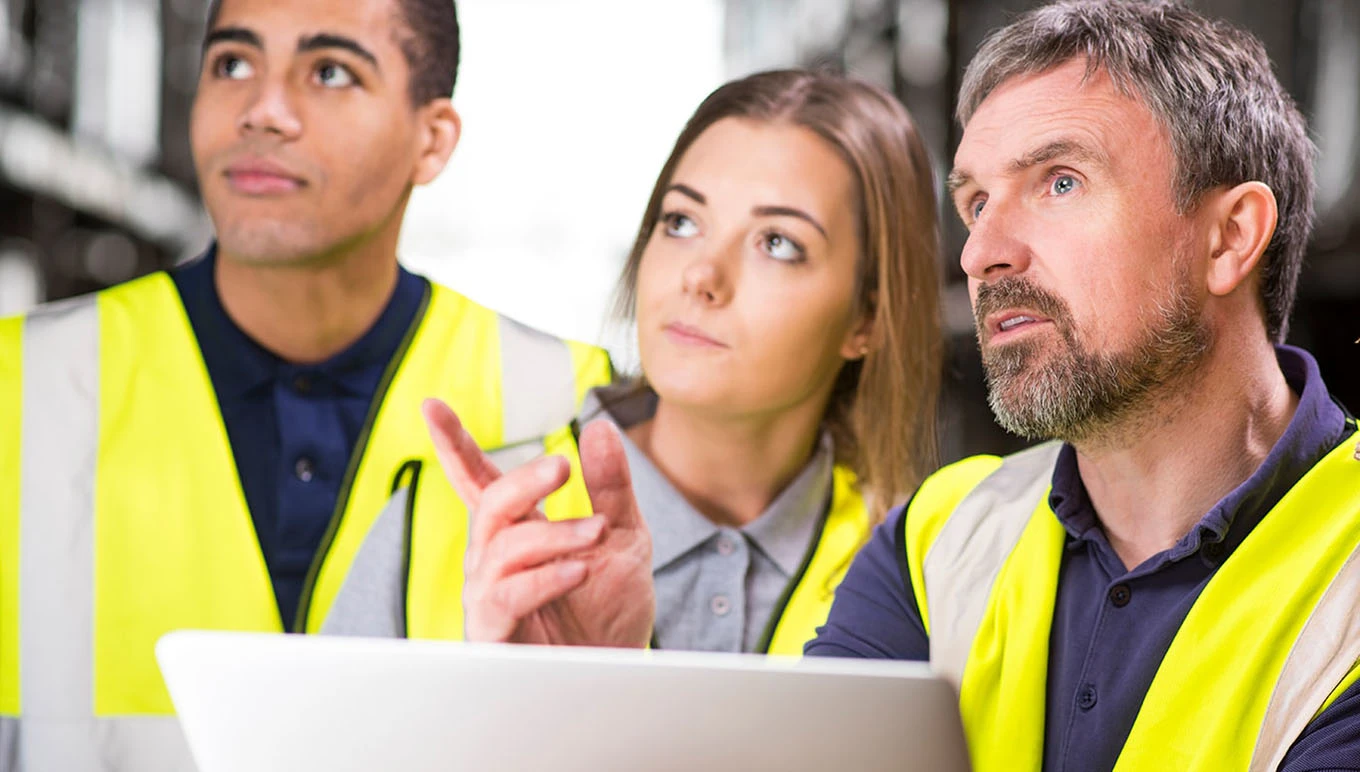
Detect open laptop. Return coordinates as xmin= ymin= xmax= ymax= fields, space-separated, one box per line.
xmin=157 ymin=630 xmax=970 ymax=771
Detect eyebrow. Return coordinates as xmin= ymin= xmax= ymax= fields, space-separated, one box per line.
xmin=204 ymin=27 xmax=263 ymax=52
xmin=752 ymin=205 xmax=828 ymax=238
xmin=202 ymin=27 xmax=380 ymax=71
xmin=662 ymin=185 xmax=829 ymax=239
xmin=946 ymin=138 xmax=1109 ymax=196
xmin=298 ymin=33 xmax=380 ymax=71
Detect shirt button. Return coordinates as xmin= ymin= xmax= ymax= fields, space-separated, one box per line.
xmin=1108 ymin=584 xmax=1132 ymax=608
xmin=294 ymin=456 xmax=316 ymax=483
xmin=292 ymin=374 xmax=313 ymax=394
xmin=1077 ymin=684 xmax=1098 ymax=711
xmin=716 ymin=535 xmax=736 ymax=556
xmin=710 ymin=595 xmax=731 ymax=617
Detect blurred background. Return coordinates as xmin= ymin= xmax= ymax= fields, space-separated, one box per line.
xmin=0 ymin=0 xmax=1356 ymax=464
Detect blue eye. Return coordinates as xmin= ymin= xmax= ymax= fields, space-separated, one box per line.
xmin=662 ymin=212 xmax=699 ymax=238
xmin=971 ymin=198 xmax=986 ymax=220
xmin=1050 ymin=174 xmax=1079 ymax=195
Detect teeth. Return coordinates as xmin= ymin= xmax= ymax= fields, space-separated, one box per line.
xmin=999 ymin=316 xmax=1035 ymax=331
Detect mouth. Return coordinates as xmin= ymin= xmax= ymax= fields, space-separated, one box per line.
xmin=986 ymin=310 xmax=1052 ymax=341
xmin=663 ymin=322 xmax=727 ymax=349
xmin=223 ymin=159 xmax=307 ymax=196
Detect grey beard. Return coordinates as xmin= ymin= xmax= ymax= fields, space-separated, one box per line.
xmin=980 ymin=278 xmax=1212 ymax=445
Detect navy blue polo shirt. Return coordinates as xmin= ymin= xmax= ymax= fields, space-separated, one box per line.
xmin=808 ymin=346 xmax=1360 ymax=770
xmin=171 ymin=247 xmax=428 ymax=628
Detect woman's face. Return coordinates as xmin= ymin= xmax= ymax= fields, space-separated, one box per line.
xmin=635 ymin=117 xmax=869 ymax=419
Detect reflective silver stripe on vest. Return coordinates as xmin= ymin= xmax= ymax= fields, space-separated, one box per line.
xmin=497 ymin=316 xmax=576 ymax=448
xmin=923 ymin=441 xmax=1062 ymax=688
xmin=16 ymin=716 xmax=193 ymax=772
xmin=19 ymin=297 xmax=100 ymax=770
xmin=12 ymin=299 xmax=198 ymax=772
xmin=320 ymin=315 xmax=577 ymax=639
xmin=1252 ymin=542 xmax=1360 ymax=772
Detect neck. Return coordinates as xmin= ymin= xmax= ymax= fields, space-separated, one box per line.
xmin=626 ymin=395 xmax=827 ymax=528
xmin=1075 ymin=338 xmax=1297 ymax=570
xmin=215 ymin=232 xmax=402 ymax=364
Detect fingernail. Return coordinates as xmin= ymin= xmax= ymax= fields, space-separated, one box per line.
xmin=573 ymin=517 xmax=604 ymax=540
xmin=537 ymin=456 xmax=565 ymax=482
xmin=558 ymin=561 xmax=586 ymax=582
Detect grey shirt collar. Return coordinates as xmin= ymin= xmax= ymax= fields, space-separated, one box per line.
xmin=581 ymin=384 xmax=834 ymax=576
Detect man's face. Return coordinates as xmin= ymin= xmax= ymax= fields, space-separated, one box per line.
xmin=948 ymin=59 xmax=1212 ymax=443
xmin=191 ymin=0 xmax=429 ymax=265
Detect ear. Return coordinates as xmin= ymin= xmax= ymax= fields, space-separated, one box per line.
xmin=1204 ymin=181 xmax=1277 ymax=298
xmin=411 ymin=98 xmax=461 ymax=187
xmin=839 ymin=294 xmax=877 ymax=361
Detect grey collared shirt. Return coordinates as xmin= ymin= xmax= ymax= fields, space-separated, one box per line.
xmin=581 ymin=384 xmax=833 ymax=653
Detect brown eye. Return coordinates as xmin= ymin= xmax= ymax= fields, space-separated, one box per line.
xmin=214 ymin=54 xmax=254 ymax=80
xmin=315 ymin=62 xmax=357 ymax=89
xmin=762 ymin=231 xmax=804 ymax=262
xmin=661 ymin=212 xmax=698 ymax=238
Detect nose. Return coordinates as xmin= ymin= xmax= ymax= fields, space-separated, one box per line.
xmin=237 ymin=78 xmax=303 ymax=140
xmin=958 ymin=200 xmax=1034 ymax=282
xmin=680 ymin=243 xmax=735 ymax=307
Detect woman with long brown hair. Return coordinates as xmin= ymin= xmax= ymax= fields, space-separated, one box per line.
xmin=576 ymin=68 xmax=942 ymax=653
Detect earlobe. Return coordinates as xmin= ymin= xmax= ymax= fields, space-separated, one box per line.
xmin=412 ymin=100 xmax=461 ymax=186
xmin=1206 ymin=181 xmax=1277 ymax=297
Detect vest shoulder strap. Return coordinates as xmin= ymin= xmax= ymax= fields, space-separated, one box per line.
xmin=922 ymin=441 xmax=1062 ymax=688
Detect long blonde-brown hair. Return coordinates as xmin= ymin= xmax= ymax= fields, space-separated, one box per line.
xmin=615 ymin=69 xmax=942 ymax=523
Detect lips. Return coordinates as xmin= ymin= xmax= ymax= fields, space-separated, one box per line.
xmin=223 ymin=158 xmax=306 ymax=196
xmin=663 ymin=322 xmax=727 ymax=349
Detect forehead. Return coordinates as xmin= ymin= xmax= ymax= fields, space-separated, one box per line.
xmin=953 ymin=58 xmax=1168 ymax=181
xmin=211 ymin=0 xmax=403 ymax=54
xmin=674 ymin=118 xmax=854 ymax=209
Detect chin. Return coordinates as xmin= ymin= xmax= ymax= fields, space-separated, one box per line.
xmin=213 ymin=220 xmax=333 ymax=266
xmin=646 ymin=367 xmax=734 ymax=411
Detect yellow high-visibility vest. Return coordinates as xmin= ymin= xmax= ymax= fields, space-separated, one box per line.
xmin=905 ymin=430 xmax=1360 ymax=771
xmin=0 ymin=271 xmax=610 ymax=770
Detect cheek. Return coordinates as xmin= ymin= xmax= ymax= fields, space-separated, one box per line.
xmin=336 ymin=114 xmax=420 ymax=205
xmin=733 ymin=275 xmax=858 ymax=381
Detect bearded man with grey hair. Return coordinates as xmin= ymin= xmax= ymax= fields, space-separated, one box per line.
xmin=806 ymin=1 xmax=1360 ymax=770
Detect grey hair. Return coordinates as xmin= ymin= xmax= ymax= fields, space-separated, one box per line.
xmin=958 ymin=0 xmax=1315 ymax=343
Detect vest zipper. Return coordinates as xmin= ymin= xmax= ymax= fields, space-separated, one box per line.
xmin=291 ymin=284 xmax=432 ymax=633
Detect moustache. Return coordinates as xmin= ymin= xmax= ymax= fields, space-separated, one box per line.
xmin=973 ymin=277 xmax=1072 ymax=341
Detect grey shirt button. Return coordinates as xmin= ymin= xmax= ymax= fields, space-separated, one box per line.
xmin=294 ymin=456 xmax=316 ymax=483
xmin=710 ymin=594 xmax=732 ymax=616
xmin=716 ymin=535 xmax=736 ymax=556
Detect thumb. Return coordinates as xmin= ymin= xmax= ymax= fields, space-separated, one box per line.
xmin=577 ymin=419 xmax=642 ymax=530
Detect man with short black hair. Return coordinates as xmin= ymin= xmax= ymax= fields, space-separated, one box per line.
xmin=0 ymin=1 xmax=609 ymax=768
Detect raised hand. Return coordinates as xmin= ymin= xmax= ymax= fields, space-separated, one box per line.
xmin=423 ymin=399 xmax=654 ymax=648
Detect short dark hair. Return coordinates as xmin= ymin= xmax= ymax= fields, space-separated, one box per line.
xmin=206 ymin=0 xmax=460 ymax=105
xmin=959 ymin=0 xmax=1316 ymax=343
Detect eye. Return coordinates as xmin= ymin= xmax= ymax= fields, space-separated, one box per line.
xmin=661 ymin=212 xmax=699 ymax=238
xmin=1049 ymin=174 xmax=1079 ymax=196
xmin=315 ymin=61 xmax=358 ymax=89
xmin=761 ymin=231 xmax=805 ymax=262
xmin=213 ymin=54 xmax=254 ymax=80
xmin=970 ymin=198 xmax=986 ymax=221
